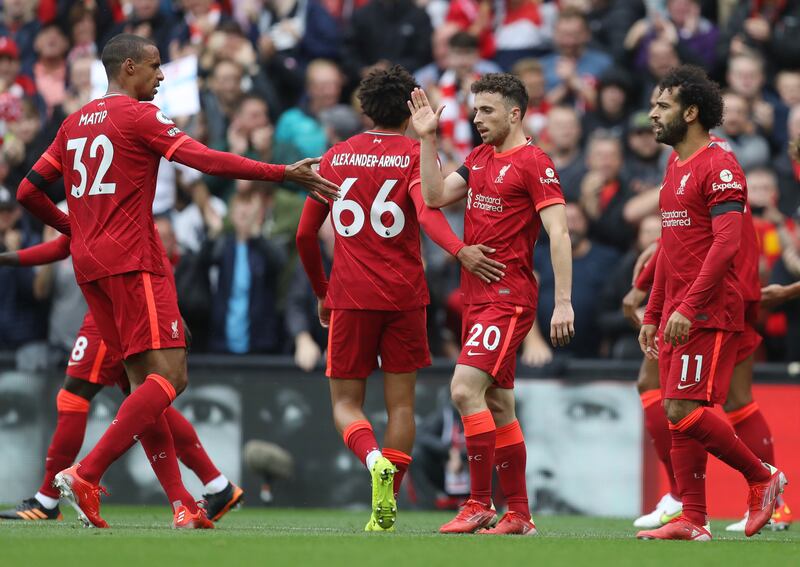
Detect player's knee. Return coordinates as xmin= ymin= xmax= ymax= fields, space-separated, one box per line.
xmin=169 ymin=369 xmax=188 ymax=395
xmin=450 ymin=382 xmax=480 ymax=413
xmin=723 ymin=391 xmax=752 ymax=413
xmin=664 ymin=399 xmax=699 ymax=425
xmin=636 ymin=360 xmax=659 ymax=394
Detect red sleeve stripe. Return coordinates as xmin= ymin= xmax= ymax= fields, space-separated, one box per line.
xmin=42 ymin=152 xmax=61 ymax=172
xmin=164 ymin=134 xmax=189 ymax=161
xmin=535 ymin=197 xmax=566 ymax=212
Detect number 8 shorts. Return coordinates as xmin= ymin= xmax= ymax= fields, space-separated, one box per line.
xmin=457 ymin=303 xmax=536 ymax=389
xmin=66 ymin=312 xmax=128 ymax=390
xmin=659 ymin=329 xmax=739 ymax=405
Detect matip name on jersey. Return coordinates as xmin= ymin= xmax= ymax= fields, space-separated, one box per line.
xmin=330 ymin=152 xmax=411 ymax=168
xmin=78 ymin=110 xmax=108 ymax=126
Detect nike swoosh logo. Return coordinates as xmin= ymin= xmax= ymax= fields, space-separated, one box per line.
xmin=466 ymin=350 xmax=486 ymax=356
xmin=660 ymin=511 xmax=682 ymax=524
xmin=471 ymin=165 xmax=483 ymax=170
xmin=677 ymin=383 xmax=696 ymax=390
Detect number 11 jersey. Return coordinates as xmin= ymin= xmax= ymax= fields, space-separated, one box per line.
xmin=318 ymin=130 xmax=429 ymax=311
xmin=43 ymin=94 xmax=189 ymax=284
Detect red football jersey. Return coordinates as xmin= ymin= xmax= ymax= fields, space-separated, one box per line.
xmin=460 ymin=141 xmax=565 ymax=306
xmin=318 ymin=131 xmax=429 ymax=311
xmin=657 ymin=142 xmax=747 ymax=331
xmin=42 ymin=94 xmax=189 ymax=283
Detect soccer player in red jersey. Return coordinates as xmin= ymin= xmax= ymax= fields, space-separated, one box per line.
xmin=0 ymin=235 xmax=242 ymax=523
xmin=410 ymin=73 xmax=575 ymax=536
xmin=296 ymin=66 xmax=504 ymax=531
xmin=636 ymin=65 xmax=787 ymax=541
xmin=15 ymin=34 xmax=339 ymax=529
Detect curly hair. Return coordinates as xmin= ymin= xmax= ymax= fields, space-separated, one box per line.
xmin=470 ymin=73 xmax=529 ymax=117
xmin=657 ymin=65 xmax=724 ymax=131
xmin=357 ymin=65 xmax=419 ymax=128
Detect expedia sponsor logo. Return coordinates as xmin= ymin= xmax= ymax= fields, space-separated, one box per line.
xmin=712 ymin=180 xmax=742 ymax=192
xmin=662 ymin=209 xmax=691 ymax=227
xmin=539 ymin=166 xmax=560 ymax=185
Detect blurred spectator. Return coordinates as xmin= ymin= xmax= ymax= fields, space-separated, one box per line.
xmin=104 ymin=0 xmax=178 ymax=58
xmin=317 ymin=104 xmax=363 ymax=146
xmin=768 ymin=211 xmax=800 ymax=361
xmin=285 ymin=217 xmax=333 ymax=371
xmin=444 ymin=0 xmax=495 ymax=60
xmin=582 ymin=68 xmax=634 ymax=139
xmin=541 ymin=105 xmax=585 ymax=202
xmin=774 ymin=105 xmax=800 ymax=216
xmin=65 ymin=2 xmax=100 ymax=63
xmin=513 ymin=58 xmax=549 ymax=140
xmin=532 ymin=202 xmax=621 ymax=359
xmin=3 ymin=98 xmax=58 ymax=199
xmin=171 ymin=176 xmax=227 ymax=254
xmin=492 ymin=0 xmax=559 ymax=70
xmin=274 ymin=59 xmax=343 ymax=159
xmin=540 ymin=8 xmax=612 ymax=111
xmin=579 ymin=131 xmax=635 ymax=250
xmin=776 ymin=70 xmax=800 ymax=108
xmin=201 ymin=59 xmax=245 ymax=148
xmin=0 ymin=36 xmax=36 ymax=102
xmin=61 ymin=55 xmax=94 ymax=116
xmin=748 ymin=167 xmax=784 ymax=274
xmin=414 ymin=23 xmax=501 ymax=92
xmin=32 ymin=23 xmax=69 ymax=115
xmin=597 ymin=214 xmax=662 ymax=359
xmin=621 ymin=112 xmax=667 ymax=226
xmin=340 ymin=0 xmax=433 ymax=83
xmin=714 ymin=90 xmax=770 ymax=171
xmin=0 ymin=186 xmax=45 ymax=350
xmin=0 ymin=0 xmax=40 ymax=76
xmin=635 ymin=37 xmax=680 ymax=108
xmin=578 ymin=0 xmax=644 ymax=63
xmin=624 ymin=0 xmax=717 ymax=71
xmin=170 ymin=0 xmax=230 ymax=58
xmin=208 ymin=191 xmax=286 ymax=354
xmin=717 ymin=0 xmax=800 ymax=75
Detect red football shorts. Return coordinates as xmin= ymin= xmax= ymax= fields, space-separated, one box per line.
xmin=325 ymin=307 xmax=431 ymax=379
xmin=736 ymin=301 xmax=762 ymax=364
xmin=457 ymin=303 xmax=535 ymax=389
xmin=80 ymin=271 xmax=185 ymax=359
xmin=66 ymin=313 xmax=128 ymax=389
xmin=659 ymin=329 xmax=739 ymax=405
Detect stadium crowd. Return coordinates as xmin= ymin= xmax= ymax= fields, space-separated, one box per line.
xmin=1 ymin=0 xmax=800 ymax=369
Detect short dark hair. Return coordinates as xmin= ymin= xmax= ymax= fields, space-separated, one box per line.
xmin=101 ymin=34 xmax=155 ymax=78
xmin=357 ymin=65 xmax=419 ymax=128
xmin=470 ymin=73 xmax=529 ymax=117
xmin=448 ymin=31 xmax=479 ymax=51
xmin=658 ymin=65 xmax=724 ymax=131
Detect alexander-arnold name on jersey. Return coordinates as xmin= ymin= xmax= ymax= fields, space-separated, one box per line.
xmin=712 ymin=169 xmax=742 ymax=192
xmin=330 ymin=152 xmax=411 ymax=168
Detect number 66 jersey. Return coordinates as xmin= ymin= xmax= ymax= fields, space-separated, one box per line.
xmin=316 ymin=130 xmax=433 ymax=311
xmin=42 ymin=94 xmax=188 ymax=284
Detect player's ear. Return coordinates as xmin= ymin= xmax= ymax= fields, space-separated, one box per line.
xmin=683 ymin=104 xmax=699 ymax=124
xmin=124 ymin=57 xmax=136 ymax=75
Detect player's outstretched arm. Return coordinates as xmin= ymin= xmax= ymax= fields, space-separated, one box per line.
xmin=13 ymin=235 xmax=72 ymax=266
xmin=761 ymin=282 xmax=800 ymax=309
xmin=296 ymin=197 xmax=331 ymax=327
xmin=540 ymin=204 xmax=575 ymax=347
xmin=169 ymin=138 xmax=340 ymax=202
xmin=408 ymin=88 xmax=468 ymax=208
xmin=16 ymin=158 xmax=70 ymax=236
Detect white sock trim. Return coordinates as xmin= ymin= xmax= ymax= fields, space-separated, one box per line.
xmin=365 ymin=450 xmax=382 ymax=471
xmin=35 ymin=492 xmax=60 ymax=510
xmin=204 ymin=474 xmax=229 ymax=494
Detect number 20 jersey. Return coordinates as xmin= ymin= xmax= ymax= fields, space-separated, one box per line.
xmin=43 ymin=94 xmax=189 ymax=284
xmin=318 ymin=131 xmax=429 ymax=311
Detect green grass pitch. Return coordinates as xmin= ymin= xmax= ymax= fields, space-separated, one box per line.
xmin=2 ymin=506 xmax=798 ymax=566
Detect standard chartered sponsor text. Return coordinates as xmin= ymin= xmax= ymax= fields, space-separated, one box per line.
xmin=662 ymin=209 xmax=691 ymax=227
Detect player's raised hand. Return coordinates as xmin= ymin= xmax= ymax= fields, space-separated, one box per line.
xmin=285 ymin=157 xmax=341 ymax=201
xmin=550 ymin=301 xmax=575 ymax=347
xmin=622 ymin=286 xmax=647 ymax=328
xmin=456 ymin=244 xmax=506 ymax=283
xmin=639 ymin=324 xmax=658 ymax=360
xmin=318 ymin=298 xmax=331 ymax=328
xmin=407 ymin=88 xmax=444 ymax=138
xmin=663 ymin=310 xmax=691 ymax=346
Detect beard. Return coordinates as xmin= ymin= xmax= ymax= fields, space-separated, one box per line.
xmin=655 ymin=114 xmax=688 ymax=146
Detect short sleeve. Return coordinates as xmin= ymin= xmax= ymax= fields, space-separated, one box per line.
xmin=41 ymin=125 xmax=66 ymax=172
xmin=704 ymin=154 xmax=746 ymax=211
xmin=526 ymin=149 xmax=565 ymax=212
xmin=135 ymin=103 xmax=189 ymax=160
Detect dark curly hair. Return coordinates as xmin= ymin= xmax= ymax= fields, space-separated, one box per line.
xmin=470 ymin=73 xmax=529 ymax=117
xmin=657 ymin=65 xmax=724 ymax=131
xmin=357 ymin=65 xmax=419 ymax=128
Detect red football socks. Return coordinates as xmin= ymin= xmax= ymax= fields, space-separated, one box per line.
xmin=494 ymin=420 xmax=530 ymax=518
xmin=79 ymin=374 xmax=176 ymax=485
xmin=382 ymin=448 xmax=412 ymax=498
xmin=462 ymin=410 xmax=496 ymax=507
xmin=726 ymin=402 xmax=776 ymax=466
xmin=164 ymin=406 xmax=221 ymax=485
xmin=670 ymin=429 xmax=708 ymax=526
xmin=641 ymin=391 xmax=679 ymax=498
xmin=38 ymin=390 xmax=90 ymax=499
xmin=140 ymin=413 xmax=198 ymax=513
xmin=672 ymin=407 xmax=770 ymax=484
xmin=343 ymin=420 xmax=380 ymax=468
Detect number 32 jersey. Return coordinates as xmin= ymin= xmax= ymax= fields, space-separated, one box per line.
xmin=318 ymin=131 xmax=429 ymax=311
xmin=43 ymin=94 xmax=189 ymax=283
